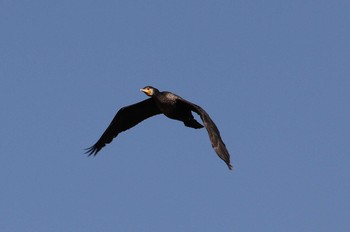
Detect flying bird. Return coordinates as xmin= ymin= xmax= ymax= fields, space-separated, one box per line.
xmin=85 ymin=86 xmax=233 ymax=170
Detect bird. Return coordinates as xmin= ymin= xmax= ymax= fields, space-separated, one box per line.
xmin=85 ymin=86 xmax=233 ymax=170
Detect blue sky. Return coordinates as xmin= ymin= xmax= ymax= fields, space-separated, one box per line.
xmin=1 ymin=1 xmax=349 ymax=231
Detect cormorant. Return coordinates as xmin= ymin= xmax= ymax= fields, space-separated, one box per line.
xmin=85 ymin=86 xmax=233 ymax=170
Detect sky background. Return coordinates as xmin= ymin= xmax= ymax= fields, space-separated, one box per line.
xmin=1 ymin=1 xmax=349 ymax=231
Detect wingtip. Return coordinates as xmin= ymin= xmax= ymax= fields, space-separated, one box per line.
xmin=84 ymin=146 xmax=98 ymax=156
xmin=228 ymin=164 xmax=233 ymax=171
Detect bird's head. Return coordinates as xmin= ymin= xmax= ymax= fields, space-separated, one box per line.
xmin=140 ymin=86 xmax=159 ymax=97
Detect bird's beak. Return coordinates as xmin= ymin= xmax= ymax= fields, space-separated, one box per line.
xmin=140 ymin=88 xmax=151 ymax=96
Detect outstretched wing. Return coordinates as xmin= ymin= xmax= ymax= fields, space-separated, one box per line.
xmin=178 ymin=98 xmax=233 ymax=170
xmin=85 ymin=98 xmax=161 ymax=156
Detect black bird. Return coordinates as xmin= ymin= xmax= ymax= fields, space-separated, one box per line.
xmin=86 ymin=86 xmax=233 ymax=170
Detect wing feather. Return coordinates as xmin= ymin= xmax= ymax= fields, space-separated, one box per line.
xmin=178 ymin=98 xmax=233 ymax=170
xmin=85 ymin=98 xmax=161 ymax=156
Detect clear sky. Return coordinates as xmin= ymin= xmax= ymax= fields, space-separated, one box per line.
xmin=1 ymin=1 xmax=349 ymax=231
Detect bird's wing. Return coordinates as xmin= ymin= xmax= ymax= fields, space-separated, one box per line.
xmin=86 ymin=98 xmax=161 ymax=156
xmin=177 ymin=98 xmax=233 ymax=170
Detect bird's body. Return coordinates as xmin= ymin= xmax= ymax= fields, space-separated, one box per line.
xmin=153 ymin=91 xmax=204 ymax=128
xmin=86 ymin=86 xmax=232 ymax=170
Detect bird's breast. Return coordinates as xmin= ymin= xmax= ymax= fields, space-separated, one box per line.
xmin=155 ymin=101 xmax=178 ymax=119
xmin=159 ymin=103 xmax=177 ymax=117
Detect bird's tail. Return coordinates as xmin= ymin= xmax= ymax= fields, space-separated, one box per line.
xmin=184 ymin=118 xmax=204 ymax=129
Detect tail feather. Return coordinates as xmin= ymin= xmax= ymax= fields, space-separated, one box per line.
xmin=184 ymin=119 xmax=204 ymax=129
